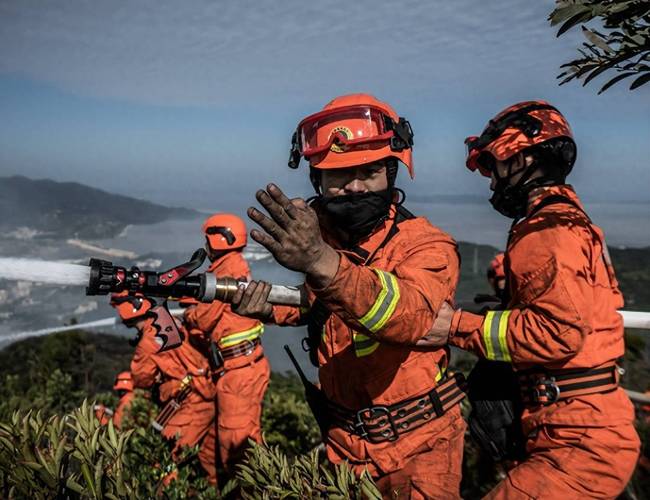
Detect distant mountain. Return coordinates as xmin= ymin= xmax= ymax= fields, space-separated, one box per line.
xmin=0 ymin=176 xmax=200 ymax=239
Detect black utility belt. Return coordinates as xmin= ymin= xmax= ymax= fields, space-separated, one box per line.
xmin=518 ymin=363 xmax=619 ymax=406
xmin=221 ymin=338 xmax=261 ymax=360
xmin=328 ymin=372 xmax=467 ymax=444
xmin=209 ymin=338 xmax=261 ymax=376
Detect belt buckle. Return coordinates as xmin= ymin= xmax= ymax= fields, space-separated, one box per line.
xmin=241 ymin=340 xmax=254 ymax=357
xmin=532 ymin=376 xmax=560 ymax=405
xmin=355 ymin=406 xmax=398 ymax=444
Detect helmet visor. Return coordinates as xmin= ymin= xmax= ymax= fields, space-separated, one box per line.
xmin=298 ymin=105 xmax=394 ymax=159
xmin=465 ymin=136 xmax=493 ymax=178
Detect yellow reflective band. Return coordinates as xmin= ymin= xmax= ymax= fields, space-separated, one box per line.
xmin=353 ymin=331 xmax=380 ymax=357
xmin=483 ymin=311 xmax=496 ymax=360
xmin=435 ymin=364 xmax=447 ymax=382
xmin=497 ymin=310 xmax=512 ymax=363
xmin=219 ymin=323 xmax=264 ymax=348
xmin=358 ymin=269 xmax=401 ymax=333
xmin=482 ymin=310 xmax=512 ymax=362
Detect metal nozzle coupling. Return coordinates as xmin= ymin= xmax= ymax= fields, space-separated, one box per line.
xmin=214 ymin=277 xmax=244 ymax=303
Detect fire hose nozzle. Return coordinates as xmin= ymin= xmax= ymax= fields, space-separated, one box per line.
xmin=87 ymin=258 xmax=124 ymax=295
xmin=86 ymin=249 xmax=307 ymax=307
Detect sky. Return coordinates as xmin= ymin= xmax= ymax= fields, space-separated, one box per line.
xmin=0 ymin=0 xmax=649 ymax=212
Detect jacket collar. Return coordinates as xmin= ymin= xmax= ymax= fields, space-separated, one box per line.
xmin=207 ymin=250 xmax=240 ymax=274
xmin=525 ymin=184 xmax=583 ymax=218
xmin=322 ymin=204 xmax=399 ymax=265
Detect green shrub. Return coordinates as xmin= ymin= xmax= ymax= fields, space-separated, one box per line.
xmin=237 ymin=441 xmax=380 ymax=499
xmin=0 ymin=400 xmax=135 ymax=499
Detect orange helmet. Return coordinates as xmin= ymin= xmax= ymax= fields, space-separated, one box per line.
xmin=465 ymin=100 xmax=576 ymax=177
xmin=289 ymin=93 xmax=414 ymax=177
xmin=202 ymin=213 xmax=247 ymax=251
xmin=487 ymin=253 xmax=505 ymax=281
xmin=110 ymin=290 xmax=153 ymax=323
xmin=113 ymin=371 xmax=134 ymax=392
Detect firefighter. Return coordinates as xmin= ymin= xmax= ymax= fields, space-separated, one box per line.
xmin=487 ymin=253 xmax=506 ymax=301
xmin=109 ymin=291 xmax=219 ymax=484
xmin=112 ymin=371 xmax=135 ymax=428
xmin=183 ymin=213 xmax=270 ymax=475
xmin=428 ymin=100 xmax=640 ymax=498
xmin=232 ymin=93 xmax=467 ymax=499
xmin=473 ymin=253 xmax=507 ymax=308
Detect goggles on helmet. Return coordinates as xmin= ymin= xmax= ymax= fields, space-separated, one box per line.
xmin=465 ymin=103 xmax=560 ymax=176
xmin=205 ymin=226 xmax=236 ymax=246
xmin=289 ymin=105 xmax=413 ymax=169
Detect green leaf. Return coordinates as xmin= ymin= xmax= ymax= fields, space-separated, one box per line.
xmin=598 ymin=71 xmax=637 ymax=93
xmin=80 ymin=462 xmax=98 ymax=498
xmin=583 ymin=52 xmax=635 ymax=85
xmin=549 ymin=4 xmax=591 ymax=26
xmin=557 ymin=12 xmax=594 ymax=37
xmin=629 ymin=71 xmax=650 ymax=89
xmin=107 ymin=419 xmax=118 ymax=449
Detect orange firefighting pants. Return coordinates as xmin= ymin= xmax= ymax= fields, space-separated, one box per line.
xmin=486 ymin=423 xmax=640 ymax=499
xmin=209 ymin=355 xmax=271 ymax=473
xmin=374 ymin=409 xmax=466 ymax=499
xmin=163 ymin=396 xmax=217 ymax=483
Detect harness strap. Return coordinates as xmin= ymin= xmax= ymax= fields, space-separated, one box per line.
xmin=518 ymin=363 xmax=618 ymax=406
xmin=303 ymin=205 xmax=415 ymax=367
xmin=328 ymin=373 xmax=467 ymax=443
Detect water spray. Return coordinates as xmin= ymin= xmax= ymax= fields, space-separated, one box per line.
xmin=0 ymin=249 xmax=306 ymax=306
xmin=0 ymin=258 xmax=91 ymax=286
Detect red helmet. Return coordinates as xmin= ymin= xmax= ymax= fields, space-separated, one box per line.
xmin=465 ymin=100 xmax=575 ymax=177
xmin=202 ymin=213 xmax=247 ymax=251
xmin=289 ymin=93 xmax=414 ymax=177
xmin=113 ymin=371 xmax=134 ymax=392
xmin=110 ymin=291 xmax=153 ymax=323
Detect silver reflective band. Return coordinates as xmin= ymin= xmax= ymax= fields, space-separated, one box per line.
xmin=202 ymin=272 xmax=217 ymax=302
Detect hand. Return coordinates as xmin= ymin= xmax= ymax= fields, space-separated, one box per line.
xmin=416 ymin=301 xmax=456 ymax=347
xmin=248 ymin=184 xmax=340 ymax=288
xmin=231 ymin=280 xmax=274 ymax=322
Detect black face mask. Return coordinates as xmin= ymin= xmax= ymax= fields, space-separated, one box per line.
xmin=320 ymin=189 xmax=392 ymax=241
xmin=489 ymin=180 xmax=529 ymax=219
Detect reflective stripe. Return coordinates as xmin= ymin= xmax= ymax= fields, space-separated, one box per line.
xmin=358 ymin=269 xmax=401 ymax=333
xmin=482 ymin=310 xmax=512 ymax=362
xmin=219 ymin=323 xmax=264 ymax=348
xmin=435 ymin=364 xmax=447 ymax=383
xmin=353 ymin=331 xmax=380 ymax=357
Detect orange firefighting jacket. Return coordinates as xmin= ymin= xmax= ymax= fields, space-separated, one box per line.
xmin=450 ymin=185 xmax=635 ymax=432
xmin=272 ymin=204 xmax=460 ymax=474
xmin=130 ymin=318 xmax=216 ymax=403
xmin=112 ymin=391 xmax=134 ymax=429
xmin=184 ymin=251 xmax=265 ymax=369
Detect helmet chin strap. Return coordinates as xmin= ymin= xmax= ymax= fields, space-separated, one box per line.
xmin=490 ymin=155 xmax=558 ymax=219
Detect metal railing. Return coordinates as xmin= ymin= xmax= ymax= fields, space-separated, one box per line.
xmin=4 ymin=310 xmax=650 ymax=405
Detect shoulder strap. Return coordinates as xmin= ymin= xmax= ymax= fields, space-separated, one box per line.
xmin=527 ymin=194 xmax=590 ymax=222
xmin=362 ymin=204 xmax=415 ymax=264
xmin=508 ymin=193 xmax=619 ymax=292
xmin=306 ymin=206 xmax=416 ymax=366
